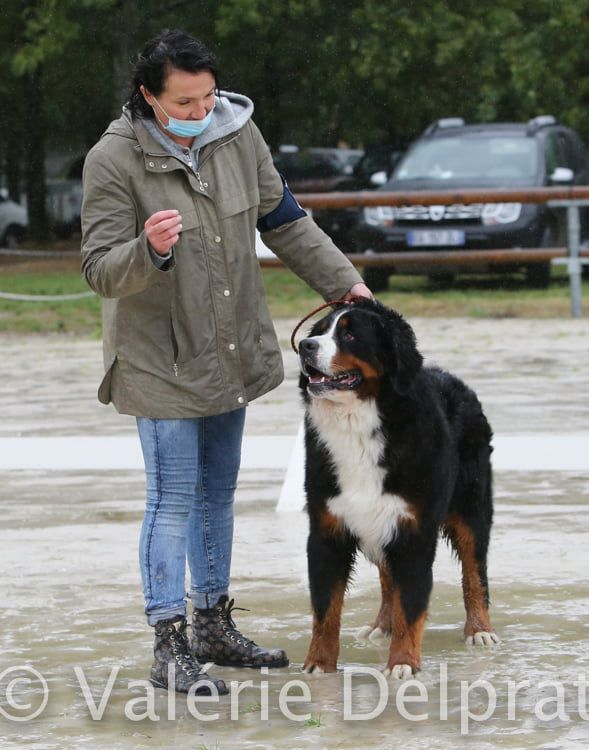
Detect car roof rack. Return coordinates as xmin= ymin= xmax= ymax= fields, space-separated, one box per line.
xmin=526 ymin=115 xmax=556 ymax=135
xmin=422 ymin=117 xmax=466 ymax=136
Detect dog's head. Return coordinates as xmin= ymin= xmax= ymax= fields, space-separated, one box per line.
xmin=298 ymin=298 xmax=423 ymax=402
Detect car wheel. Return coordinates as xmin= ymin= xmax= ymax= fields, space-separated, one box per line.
xmin=363 ymin=266 xmax=390 ymax=292
xmin=1 ymin=226 xmax=23 ymax=249
xmin=525 ymin=227 xmax=552 ymax=288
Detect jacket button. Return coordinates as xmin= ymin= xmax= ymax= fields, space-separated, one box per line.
xmin=148 ymin=161 xmax=155 ymax=167
xmin=229 ymin=343 xmax=236 ymax=351
xmin=214 ymin=236 xmax=221 ymax=243
xmin=237 ymin=396 xmax=244 ymax=404
xmin=223 ymin=289 xmax=230 ymax=297
xmin=161 ymin=163 xmax=168 ymax=169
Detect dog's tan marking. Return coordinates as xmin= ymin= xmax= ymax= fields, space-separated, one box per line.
xmin=303 ymin=580 xmax=347 ymax=673
xmin=372 ymin=563 xmax=394 ymax=634
xmin=443 ymin=514 xmax=496 ymax=640
xmin=332 ymin=352 xmax=381 ymax=382
xmin=386 ymin=588 xmax=428 ymax=675
xmin=319 ymin=509 xmax=346 ymax=538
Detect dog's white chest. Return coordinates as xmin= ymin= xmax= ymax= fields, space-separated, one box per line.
xmin=308 ymin=399 xmax=412 ymax=561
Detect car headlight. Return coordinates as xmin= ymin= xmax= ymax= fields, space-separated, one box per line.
xmin=481 ymin=203 xmax=522 ymax=225
xmin=363 ymin=206 xmax=395 ymax=226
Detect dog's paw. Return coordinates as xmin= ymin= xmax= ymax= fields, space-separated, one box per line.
xmin=466 ymin=631 xmax=500 ymax=647
xmin=356 ymin=624 xmax=374 ymax=640
xmin=356 ymin=625 xmax=391 ymax=642
xmin=302 ymin=661 xmax=336 ymax=674
xmin=383 ymin=664 xmax=413 ymax=680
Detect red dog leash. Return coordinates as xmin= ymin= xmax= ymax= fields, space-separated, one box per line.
xmin=290 ymin=297 xmax=361 ymax=354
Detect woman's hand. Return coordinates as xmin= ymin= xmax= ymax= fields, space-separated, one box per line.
xmin=343 ymin=282 xmax=374 ymax=301
xmin=145 ymin=209 xmax=183 ymax=255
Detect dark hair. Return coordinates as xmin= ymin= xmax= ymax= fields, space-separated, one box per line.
xmin=127 ymin=29 xmax=219 ymax=118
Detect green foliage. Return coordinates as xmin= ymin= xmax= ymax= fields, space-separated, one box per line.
xmin=11 ymin=1 xmax=82 ymax=75
xmin=2 ymin=0 xmax=589 ymax=227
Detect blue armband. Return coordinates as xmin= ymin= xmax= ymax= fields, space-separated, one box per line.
xmin=257 ymin=178 xmax=307 ymax=233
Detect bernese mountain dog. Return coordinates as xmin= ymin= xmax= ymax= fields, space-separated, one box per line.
xmin=298 ymin=298 xmax=499 ymax=679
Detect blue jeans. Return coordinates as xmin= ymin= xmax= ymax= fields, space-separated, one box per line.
xmin=136 ymin=409 xmax=246 ymax=626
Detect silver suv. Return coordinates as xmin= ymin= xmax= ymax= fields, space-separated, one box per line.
xmin=0 ymin=192 xmax=28 ymax=248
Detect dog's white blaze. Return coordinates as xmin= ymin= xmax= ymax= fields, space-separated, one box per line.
xmin=308 ymin=397 xmax=413 ymax=562
xmin=308 ymin=311 xmax=346 ymax=374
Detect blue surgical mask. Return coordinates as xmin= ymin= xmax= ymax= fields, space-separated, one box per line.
xmin=152 ymin=97 xmax=215 ymax=138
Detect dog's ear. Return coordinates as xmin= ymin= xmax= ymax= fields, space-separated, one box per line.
xmin=379 ymin=309 xmax=423 ymax=394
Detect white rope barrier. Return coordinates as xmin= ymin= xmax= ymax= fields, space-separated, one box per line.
xmin=0 ymin=246 xmax=92 ymax=300
xmin=0 ymin=248 xmax=78 ymax=257
xmin=0 ymin=290 xmax=95 ymax=301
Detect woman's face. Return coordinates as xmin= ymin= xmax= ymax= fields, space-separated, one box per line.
xmin=141 ymin=67 xmax=216 ymax=136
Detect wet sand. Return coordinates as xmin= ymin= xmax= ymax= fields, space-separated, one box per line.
xmin=0 ymin=317 xmax=588 ymax=749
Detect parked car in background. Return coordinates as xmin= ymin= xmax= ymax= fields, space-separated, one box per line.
xmin=353 ymin=116 xmax=589 ymax=290
xmin=273 ymin=147 xmax=362 ymax=192
xmin=0 ymin=191 xmax=27 ymax=248
xmin=347 ymin=144 xmax=408 ymax=189
xmin=272 ymin=147 xmax=363 ymax=250
xmin=307 ymin=147 xmax=364 ymax=175
xmin=46 ymin=179 xmax=83 ymax=238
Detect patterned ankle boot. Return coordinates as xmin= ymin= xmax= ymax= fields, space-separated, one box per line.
xmin=150 ymin=616 xmax=229 ymax=694
xmin=191 ymin=596 xmax=289 ymax=668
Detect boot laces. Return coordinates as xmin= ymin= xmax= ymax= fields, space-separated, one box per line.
xmin=218 ymin=599 xmax=256 ymax=648
xmin=166 ymin=621 xmax=204 ymax=677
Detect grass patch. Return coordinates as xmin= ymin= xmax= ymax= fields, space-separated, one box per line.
xmin=303 ymin=712 xmax=323 ymax=727
xmin=262 ymin=265 xmax=589 ymax=318
xmin=0 ymin=252 xmax=586 ymax=336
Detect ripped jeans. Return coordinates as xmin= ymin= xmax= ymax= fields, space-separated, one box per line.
xmin=136 ymin=409 xmax=246 ymax=626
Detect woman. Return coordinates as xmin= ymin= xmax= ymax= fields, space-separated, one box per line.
xmin=81 ymin=28 xmax=371 ymax=695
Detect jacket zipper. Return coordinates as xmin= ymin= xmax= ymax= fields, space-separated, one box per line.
xmin=193 ymin=133 xmax=240 ymax=192
xmin=197 ymin=132 xmax=240 ymax=171
xmin=145 ymin=133 xmax=240 ymax=191
xmin=171 ymin=316 xmax=179 ymax=376
xmin=194 ymin=171 xmax=207 ymax=192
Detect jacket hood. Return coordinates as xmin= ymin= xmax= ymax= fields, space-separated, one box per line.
xmin=102 ymin=91 xmax=254 ymax=153
xmin=200 ymin=90 xmax=254 ymax=147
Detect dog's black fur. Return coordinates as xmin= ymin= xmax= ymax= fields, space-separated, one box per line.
xmin=298 ymin=298 xmax=498 ymax=676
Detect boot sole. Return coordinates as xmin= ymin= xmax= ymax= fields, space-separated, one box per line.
xmin=148 ymin=677 xmax=229 ymax=696
xmin=206 ymin=658 xmax=290 ymax=669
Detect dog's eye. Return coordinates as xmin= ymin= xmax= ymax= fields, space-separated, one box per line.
xmin=341 ymin=330 xmax=355 ymax=343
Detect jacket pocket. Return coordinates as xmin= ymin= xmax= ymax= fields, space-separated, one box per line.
xmin=98 ymin=355 xmax=117 ymax=404
xmin=216 ymin=188 xmax=260 ymax=218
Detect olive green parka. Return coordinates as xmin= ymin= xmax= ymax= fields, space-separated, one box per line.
xmin=81 ymin=93 xmax=362 ymax=417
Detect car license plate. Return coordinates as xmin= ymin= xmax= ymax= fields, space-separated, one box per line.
xmin=407 ymin=230 xmax=465 ymax=247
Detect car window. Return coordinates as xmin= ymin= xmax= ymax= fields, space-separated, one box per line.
xmin=273 ymin=152 xmax=342 ymax=180
xmin=394 ymin=135 xmax=538 ymax=181
xmin=555 ymin=130 xmax=587 ymax=176
xmin=544 ymin=133 xmax=565 ymax=174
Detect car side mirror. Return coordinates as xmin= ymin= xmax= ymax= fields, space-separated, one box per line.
xmin=549 ymin=166 xmax=574 ymax=184
xmin=370 ymin=171 xmax=388 ymax=187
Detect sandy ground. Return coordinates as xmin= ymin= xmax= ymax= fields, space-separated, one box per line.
xmin=0 ymin=316 xmax=588 ymax=749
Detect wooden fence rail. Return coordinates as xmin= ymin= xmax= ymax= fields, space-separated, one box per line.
xmin=284 ymin=186 xmax=589 ymax=316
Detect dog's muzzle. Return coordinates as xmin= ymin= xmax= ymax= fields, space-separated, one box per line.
xmin=299 ymin=338 xmax=363 ymax=396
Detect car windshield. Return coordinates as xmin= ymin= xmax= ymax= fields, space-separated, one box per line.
xmin=273 ymin=152 xmax=343 ymax=179
xmin=394 ymin=135 xmax=538 ymax=181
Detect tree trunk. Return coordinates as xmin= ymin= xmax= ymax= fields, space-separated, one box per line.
xmin=5 ymin=134 xmax=22 ymax=204
xmin=112 ymin=0 xmax=141 ymax=114
xmin=22 ymin=67 xmax=48 ymax=241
